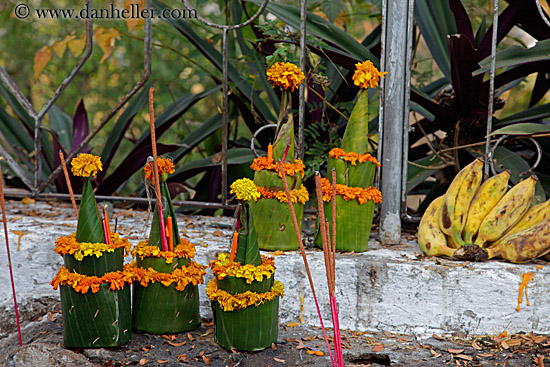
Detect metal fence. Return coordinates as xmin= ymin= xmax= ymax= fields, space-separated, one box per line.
xmin=0 ymin=0 xmax=516 ymax=242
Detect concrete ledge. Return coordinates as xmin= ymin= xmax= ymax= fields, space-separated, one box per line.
xmin=1 ymin=201 xmax=548 ymax=337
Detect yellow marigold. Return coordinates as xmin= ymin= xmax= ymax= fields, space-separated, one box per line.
xmin=230 ymin=178 xmax=261 ymax=202
xmin=352 ymin=60 xmax=387 ymax=89
xmin=71 ymin=153 xmax=103 ymax=177
xmin=250 ymin=157 xmax=305 ymax=178
xmin=54 ymin=232 xmax=131 ymax=260
xmin=130 ymin=261 xmax=206 ymax=291
xmin=256 ymin=184 xmax=309 ymax=205
xmin=132 ymin=238 xmax=196 ymax=263
xmin=209 ymin=253 xmax=276 ymax=284
xmin=266 ymin=62 xmax=305 ymax=92
xmin=50 ymin=264 xmax=133 ymax=294
xmin=206 ymin=278 xmax=285 ymax=312
xmin=144 ymin=157 xmax=175 ymax=181
xmin=329 ymin=148 xmax=381 ymax=167
xmin=320 ymin=177 xmax=382 ymax=205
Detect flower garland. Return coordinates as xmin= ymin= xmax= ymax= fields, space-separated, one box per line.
xmin=209 ymin=253 xmax=275 ymax=284
xmin=206 ymin=278 xmax=285 ymax=312
xmin=266 ymin=62 xmax=305 ymax=92
xmin=329 ymin=148 xmax=380 ymax=167
xmin=230 ymin=178 xmax=261 ymax=202
xmin=144 ymin=157 xmax=175 ymax=182
xmin=54 ymin=232 xmax=131 ymax=261
xmin=132 ymin=238 xmax=196 ymax=263
xmin=352 ymin=60 xmax=387 ymax=90
xmin=51 ymin=264 xmax=133 ymax=294
xmin=320 ymin=177 xmax=382 ymax=205
xmin=257 ymin=184 xmax=309 ymax=205
xmin=250 ymin=157 xmax=305 ymax=178
xmin=130 ymin=261 xmax=206 ymax=291
xmin=71 ymin=153 xmax=103 ymax=177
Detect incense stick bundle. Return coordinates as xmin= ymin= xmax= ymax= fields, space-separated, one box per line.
xmin=279 ymin=163 xmax=335 ymax=367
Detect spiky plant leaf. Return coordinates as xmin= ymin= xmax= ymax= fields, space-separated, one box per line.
xmin=341 ymin=89 xmax=369 ymax=154
xmin=76 ymin=178 xmax=105 ymax=244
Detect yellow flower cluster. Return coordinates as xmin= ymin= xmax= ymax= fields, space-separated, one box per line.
xmin=132 ymin=238 xmax=196 ymax=263
xmin=144 ymin=157 xmax=175 ymax=182
xmin=54 ymin=232 xmax=131 ymax=260
xmin=230 ymin=178 xmax=261 ymax=202
xmin=206 ymin=278 xmax=285 ymax=312
xmin=320 ymin=177 xmax=382 ymax=205
xmin=329 ymin=148 xmax=380 ymax=167
xmin=130 ymin=261 xmax=206 ymax=291
xmin=209 ymin=253 xmax=276 ymax=284
xmin=71 ymin=153 xmax=103 ymax=178
xmin=266 ymin=62 xmax=305 ymax=92
xmin=352 ymin=60 xmax=387 ymax=89
xmin=250 ymin=157 xmax=305 ymax=178
xmin=51 ymin=264 xmax=133 ymax=294
xmin=257 ymin=184 xmax=309 ymax=205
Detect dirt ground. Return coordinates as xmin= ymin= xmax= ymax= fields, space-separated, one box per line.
xmin=1 ymin=298 xmax=549 ymax=367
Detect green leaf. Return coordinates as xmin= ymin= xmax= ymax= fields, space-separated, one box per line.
xmin=76 ymin=178 xmax=105 ymax=244
xmin=148 ymin=181 xmax=180 ymax=247
xmin=0 ymin=104 xmax=34 ymax=153
xmin=490 ymin=122 xmax=550 ymax=136
xmin=48 ymin=105 xmax=73 ymax=151
xmin=273 ymin=92 xmax=295 ymax=161
xmin=341 ymin=89 xmax=369 ymax=153
xmin=407 ymin=155 xmax=443 ymax=192
xmin=475 ymin=39 xmax=550 ymax=76
xmin=496 ymin=103 xmax=550 ymax=125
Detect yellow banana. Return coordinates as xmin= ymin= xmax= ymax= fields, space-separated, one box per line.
xmin=419 ymin=196 xmax=456 ymax=258
xmin=491 ymin=198 xmax=550 ymax=247
xmin=445 ymin=234 xmax=460 ymax=249
xmin=474 ymin=175 xmax=537 ymax=247
xmin=484 ymin=217 xmax=550 ymax=263
xmin=462 ymin=170 xmax=510 ymax=244
xmin=439 ymin=158 xmax=484 ymax=247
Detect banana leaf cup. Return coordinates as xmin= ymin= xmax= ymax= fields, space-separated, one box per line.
xmin=51 ymin=154 xmax=133 ymax=348
xmin=131 ymin=157 xmax=206 ymax=334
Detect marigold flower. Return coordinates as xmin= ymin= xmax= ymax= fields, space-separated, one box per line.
xmin=132 ymin=238 xmax=196 ymax=263
xmin=320 ymin=177 xmax=382 ymax=205
xmin=54 ymin=232 xmax=131 ymax=259
xmin=256 ymin=184 xmax=309 ymax=205
xmin=209 ymin=253 xmax=276 ymax=284
xmin=266 ymin=62 xmax=305 ymax=92
xmin=250 ymin=157 xmax=305 ymax=178
xmin=71 ymin=153 xmax=103 ymax=177
xmin=50 ymin=264 xmax=134 ymax=294
xmin=230 ymin=178 xmax=261 ymax=202
xmin=352 ymin=60 xmax=387 ymax=89
xmin=329 ymin=148 xmax=381 ymax=167
xmin=130 ymin=261 xmax=206 ymax=291
xmin=144 ymin=157 xmax=175 ymax=181
xmin=206 ymin=278 xmax=285 ymax=312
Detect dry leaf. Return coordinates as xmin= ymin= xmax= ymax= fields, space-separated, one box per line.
xmin=373 ymin=344 xmax=384 ymax=352
xmin=212 ymin=230 xmax=224 ymax=236
xmin=34 ymin=46 xmax=52 ymax=79
xmin=506 ymin=339 xmax=522 ymax=347
xmin=432 ymin=334 xmax=444 ymax=340
xmin=477 ymin=353 xmax=493 ymax=357
xmin=201 ymin=328 xmax=213 ymax=337
xmin=396 ymin=336 xmax=411 ymax=343
xmin=384 ymin=331 xmax=392 ymax=337
xmin=273 ymin=250 xmax=284 ymax=256
xmin=21 ymin=197 xmax=35 ymax=204
xmin=157 ymin=360 xmax=168 ymax=364
xmin=535 ymin=336 xmax=547 ymax=344
xmin=176 ymin=354 xmax=187 ymax=362
xmin=296 ymin=341 xmax=306 ymax=350
xmin=471 ymin=341 xmax=482 ymax=350
xmin=448 ymin=348 xmax=464 ymax=354
xmin=202 ymin=355 xmax=211 ymax=365
xmin=499 ymin=331 xmax=508 ymax=338
xmin=430 ymin=349 xmax=441 ymax=358
xmin=187 ymin=333 xmax=195 ymax=341
xmin=501 ymin=340 xmax=509 ymax=349
xmin=271 ymin=343 xmax=277 ymax=351
xmin=286 ymin=322 xmax=300 ymax=327
xmin=124 ymin=0 xmax=145 ymax=31
xmin=456 ymin=354 xmax=473 ymax=361
xmin=48 ymin=313 xmax=56 ymax=322
xmin=306 ymin=350 xmax=324 ymax=356
xmin=52 ymin=35 xmax=76 ymax=57
xmin=273 ymin=357 xmax=286 ymax=364
xmin=68 ymin=35 xmax=86 ymax=57
xmin=166 ymin=341 xmax=187 ymax=347
xmin=95 ymin=27 xmax=121 ymax=63
xmin=139 ymin=359 xmax=147 ymax=365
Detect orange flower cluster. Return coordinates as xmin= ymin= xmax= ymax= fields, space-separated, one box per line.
xmin=51 ymin=264 xmax=133 ymax=294
xmin=352 ymin=60 xmax=387 ymax=90
xmin=320 ymin=177 xmax=382 ymax=205
xmin=329 ymin=148 xmax=380 ymax=167
xmin=250 ymin=156 xmax=305 ymax=178
xmin=257 ymin=184 xmax=309 ymax=205
xmin=130 ymin=261 xmax=206 ymax=291
xmin=132 ymin=238 xmax=196 ymax=263
xmin=54 ymin=232 xmax=131 ymax=258
xmin=144 ymin=157 xmax=175 ymax=181
xmin=266 ymin=62 xmax=305 ymax=92
xmin=209 ymin=253 xmax=276 ymax=284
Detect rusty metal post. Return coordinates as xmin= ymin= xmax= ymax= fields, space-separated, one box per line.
xmin=297 ymin=0 xmax=307 ymax=160
xmin=378 ymin=0 xmax=415 ymax=245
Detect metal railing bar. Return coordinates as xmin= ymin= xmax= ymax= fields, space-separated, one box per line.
xmin=297 ymin=0 xmax=307 ymax=160
xmin=0 ymin=147 xmax=33 ymax=190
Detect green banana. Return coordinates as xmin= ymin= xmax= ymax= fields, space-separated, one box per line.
xmin=474 ymin=176 xmax=537 ymax=248
xmin=462 ymin=170 xmax=510 ymax=244
xmin=491 ymin=198 xmax=550 ymax=247
xmin=419 ymin=196 xmax=456 ymax=258
xmin=439 ymin=159 xmax=484 ymax=248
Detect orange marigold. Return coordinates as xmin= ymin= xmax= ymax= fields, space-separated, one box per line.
xmin=54 ymin=232 xmax=131 ymax=259
xmin=132 ymin=238 xmax=196 ymax=263
xmin=144 ymin=157 xmax=175 ymax=181
xmin=51 ymin=264 xmax=133 ymax=294
xmin=266 ymin=62 xmax=305 ymax=92
xmin=329 ymin=148 xmax=380 ymax=167
xmin=352 ymin=60 xmax=387 ymax=89
xmin=257 ymin=184 xmax=309 ymax=205
xmin=209 ymin=253 xmax=276 ymax=283
xmin=130 ymin=261 xmax=206 ymax=291
xmin=320 ymin=177 xmax=382 ymax=205
xmin=250 ymin=156 xmax=305 ymax=178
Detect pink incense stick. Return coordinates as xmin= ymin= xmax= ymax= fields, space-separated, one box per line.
xmin=280 ymin=163 xmax=335 ymax=366
xmin=102 ymin=220 xmax=110 ymax=245
xmin=0 ymin=160 xmax=22 ymax=346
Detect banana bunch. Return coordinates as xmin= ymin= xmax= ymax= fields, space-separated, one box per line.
xmin=418 ymin=158 xmax=550 ymax=263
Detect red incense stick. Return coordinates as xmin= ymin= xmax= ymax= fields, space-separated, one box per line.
xmin=0 ymin=160 xmax=22 ymax=346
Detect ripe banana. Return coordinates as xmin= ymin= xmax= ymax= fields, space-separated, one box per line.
xmin=462 ymin=170 xmax=510 ymax=244
xmin=419 ymin=196 xmax=456 ymax=258
xmin=484 ymin=217 xmax=550 ymax=263
xmin=491 ymin=198 xmax=550 ymax=247
xmin=439 ymin=158 xmax=484 ymax=248
xmin=474 ymin=175 xmax=537 ymax=248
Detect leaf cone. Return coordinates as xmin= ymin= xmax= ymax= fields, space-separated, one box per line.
xmin=341 ymin=89 xmax=370 ymax=154
xmin=234 ymin=203 xmax=261 ymax=266
xmin=272 ymin=91 xmax=295 ymax=161
xmin=148 ymin=181 xmax=181 ymax=248
xmin=76 ymin=178 xmax=105 ymax=244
